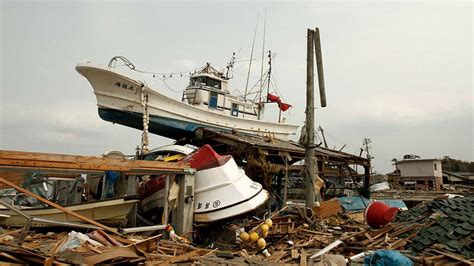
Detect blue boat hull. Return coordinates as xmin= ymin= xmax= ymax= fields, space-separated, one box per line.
xmin=98 ymin=108 xmax=205 ymax=140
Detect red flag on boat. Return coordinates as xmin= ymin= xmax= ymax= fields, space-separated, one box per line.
xmin=267 ymin=93 xmax=292 ymax=111
xmin=278 ymin=102 xmax=292 ymax=112
xmin=267 ymin=93 xmax=280 ymax=103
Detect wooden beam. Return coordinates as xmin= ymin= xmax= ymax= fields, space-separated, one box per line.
xmin=0 ymin=150 xmax=191 ymax=173
xmin=0 ymin=177 xmax=120 ymax=235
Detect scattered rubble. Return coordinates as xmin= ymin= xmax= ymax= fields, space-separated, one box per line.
xmin=0 ymin=196 xmax=472 ymax=265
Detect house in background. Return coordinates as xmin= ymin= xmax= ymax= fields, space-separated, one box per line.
xmin=395 ymin=159 xmax=443 ymax=191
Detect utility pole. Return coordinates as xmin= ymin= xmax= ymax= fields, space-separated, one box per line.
xmin=305 ymin=27 xmax=327 ymax=208
xmin=314 ymin=28 xmax=327 ymax=108
xmin=362 ymin=138 xmax=374 ymax=160
xmin=305 ymin=29 xmax=317 ymax=208
xmin=305 ymin=29 xmax=316 ymax=207
xmin=362 ymin=138 xmax=374 ymax=197
xmin=363 ymin=138 xmax=374 ymax=174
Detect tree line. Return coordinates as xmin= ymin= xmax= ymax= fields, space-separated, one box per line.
xmin=441 ymin=156 xmax=474 ymax=172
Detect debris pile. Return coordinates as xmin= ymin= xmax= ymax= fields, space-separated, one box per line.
xmin=0 ymin=196 xmax=472 ymax=265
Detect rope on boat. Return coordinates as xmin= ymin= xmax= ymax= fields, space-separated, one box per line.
xmin=140 ymin=83 xmax=150 ymax=154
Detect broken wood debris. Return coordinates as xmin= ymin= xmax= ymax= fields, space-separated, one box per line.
xmin=0 ymin=196 xmax=472 ymax=264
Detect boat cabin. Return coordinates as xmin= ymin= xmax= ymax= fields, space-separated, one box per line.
xmin=182 ymin=64 xmax=260 ymax=120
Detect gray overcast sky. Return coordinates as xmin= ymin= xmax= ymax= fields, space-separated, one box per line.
xmin=1 ymin=1 xmax=472 ymax=174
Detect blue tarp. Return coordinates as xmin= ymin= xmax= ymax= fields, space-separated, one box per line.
xmin=338 ymin=196 xmax=371 ymax=211
xmin=338 ymin=196 xmax=407 ymax=212
xmin=364 ymin=250 xmax=413 ymax=266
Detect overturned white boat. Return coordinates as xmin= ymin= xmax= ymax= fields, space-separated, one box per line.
xmin=139 ymin=144 xmax=268 ymax=223
xmin=76 ymin=56 xmax=298 ymax=140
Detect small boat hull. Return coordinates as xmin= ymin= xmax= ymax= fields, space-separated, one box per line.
xmin=194 ymin=188 xmax=268 ymax=223
xmin=0 ymin=198 xmax=138 ymax=227
xmin=140 ymin=145 xmax=269 ymax=223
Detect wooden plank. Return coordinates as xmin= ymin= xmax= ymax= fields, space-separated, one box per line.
xmin=163 ymin=250 xmax=201 ymax=264
xmin=390 ymin=232 xmax=417 ymax=250
xmin=430 ymin=249 xmax=473 ymax=265
xmin=0 ymin=171 xmax=23 ymax=189
xmin=83 ymin=246 xmax=140 ymax=265
xmin=389 ymin=224 xmax=418 ymax=238
xmin=313 ymin=197 xmax=342 ymax=219
xmin=423 ymin=254 xmax=445 ymax=265
xmin=300 ymin=249 xmax=307 ymax=266
xmin=265 ymin=251 xmax=286 ymax=262
xmin=299 ymin=228 xmax=333 ymax=236
xmin=364 ymin=232 xmax=374 ymax=242
xmin=291 ymin=249 xmax=300 ymax=259
xmin=0 ymin=150 xmax=191 ymax=173
xmin=0 ymin=177 xmax=119 ymax=235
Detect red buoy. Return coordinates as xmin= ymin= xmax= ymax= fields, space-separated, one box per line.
xmin=364 ymin=201 xmax=399 ymax=228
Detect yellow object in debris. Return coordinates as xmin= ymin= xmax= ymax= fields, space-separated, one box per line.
xmin=239 ymin=231 xmax=249 ymax=242
xmin=264 ymin=218 xmax=273 ymax=227
xmin=260 ymin=224 xmax=269 ymax=233
xmin=249 ymin=232 xmax=259 ymax=242
xmin=257 ymin=238 xmax=266 ymax=249
xmin=164 ymin=154 xmax=185 ymax=162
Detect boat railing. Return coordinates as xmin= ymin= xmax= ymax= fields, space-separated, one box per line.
xmin=108 ymin=56 xmax=136 ymax=70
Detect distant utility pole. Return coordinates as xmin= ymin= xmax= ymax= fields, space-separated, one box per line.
xmin=305 ymin=28 xmax=327 ymax=208
xmin=363 ymin=138 xmax=374 ymax=175
xmin=362 ymin=138 xmax=374 ymax=160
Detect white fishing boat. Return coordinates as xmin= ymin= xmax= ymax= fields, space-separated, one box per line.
xmin=0 ymin=197 xmax=138 ymax=227
xmin=76 ymin=56 xmax=298 ymax=140
xmin=139 ymin=144 xmax=269 ymax=223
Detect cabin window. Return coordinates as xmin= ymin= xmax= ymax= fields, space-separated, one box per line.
xmin=209 ymin=91 xmax=218 ymax=108
xmin=206 ymin=78 xmax=221 ymax=90
xmin=190 ymin=77 xmax=221 ymax=90
xmin=434 ymin=163 xmax=437 ymax=171
xmin=231 ymin=103 xmax=239 ymax=116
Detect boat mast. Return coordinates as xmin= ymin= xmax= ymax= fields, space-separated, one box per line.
xmin=267 ymin=50 xmax=272 ymax=98
xmin=225 ymin=52 xmax=236 ymax=80
xmin=258 ymin=10 xmax=267 ymax=120
xmin=244 ymin=14 xmax=259 ymax=104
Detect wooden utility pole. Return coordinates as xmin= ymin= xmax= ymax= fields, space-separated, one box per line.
xmin=314 ymin=28 xmax=327 ymax=107
xmin=305 ymin=29 xmax=317 ymax=208
xmin=305 ymin=27 xmax=326 ymax=208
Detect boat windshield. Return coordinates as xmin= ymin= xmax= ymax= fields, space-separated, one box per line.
xmin=190 ymin=76 xmax=221 ymax=90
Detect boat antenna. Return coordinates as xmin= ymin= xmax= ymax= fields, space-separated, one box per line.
xmin=259 ymin=10 xmax=267 ymax=100
xmin=225 ymin=52 xmax=236 ymax=80
xmin=258 ymin=10 xmax=267 ymax=120
xmin=267 ymin=50 xmax=272 ymax=97
xmin=244 ymin=13 xmax=259 ymax=102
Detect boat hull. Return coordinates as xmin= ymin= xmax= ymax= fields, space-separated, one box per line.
xmin=140 ymin=145 xmax=269 ymax=223
xmin=0 ymin=198 xmax=138 ymax=227
xmin=98 ymin=108 xmax=206 ymax=140
xmin=76 ymin=64 xmax=298 ymax=140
